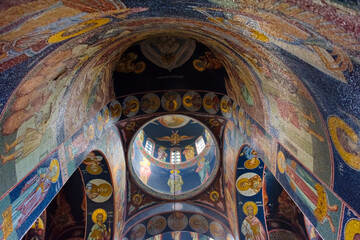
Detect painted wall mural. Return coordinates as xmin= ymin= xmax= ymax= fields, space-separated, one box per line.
xmin=123 ymin=210 xmax=233 ymax=240
xmin=223 ymin=121 xmax=244 ymax=240
xmin=276 ymin=145 xmax=342 ymax=240
xmin=236 ymin=146 xmax=267 ymax=240
xmin=264 ymin=167 xmax=309 ymax=240
xmin=0 ymin=1 xmax=360 ymax=239
xmin=79 ymin=151 xmax=114 ymax=240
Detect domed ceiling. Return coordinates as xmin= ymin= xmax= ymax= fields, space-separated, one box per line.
xmin=128 ymin=115 xmax=220 ymax=200
xmin=0 ymin=1 xmax=360 ymax=240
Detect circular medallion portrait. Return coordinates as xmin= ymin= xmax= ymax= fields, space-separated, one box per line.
xmin=141 ymin=93 xmax=160 ymax=114
xmin=203 ymin=92 xmax=219 ymax=114
xmin=244 ymin=157 xmax=260 ymax=169
xmin=236 ymin=172 xmax=262 ymax=196
xmin=183 ymin=91 xmax=202 ymax=112
xmin=161 ymin=91 xmax=181 ymax=112
xmin=130 ymin=224 xmax=146 ymax=240
xmin=189 ymin=214 xmax=208 ymax=233
xmin=109 ymin=99 xmax=122 ymax=121
xmin=85 ymin=179 xmax=113 ymax=203
xmin=209 ymin=221 xmax=225 ymax=240
xmin=168 ymin=212 xmax=188 ymax=231
xmin=220 ymin=95 xmax=232 ymax=118
xmin=123 ymin=96 xmax=140 ymax=118
xmin=147 ymin=215 xmax=167 ymax=235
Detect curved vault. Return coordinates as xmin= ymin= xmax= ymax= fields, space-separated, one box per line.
xmin=0 ymin=2 xmax=360 ymax=240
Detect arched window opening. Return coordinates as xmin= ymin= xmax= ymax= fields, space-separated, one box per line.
xmin=170 ymin=148 xmax=181 ymax=164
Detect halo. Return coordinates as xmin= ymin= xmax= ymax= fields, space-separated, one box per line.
xmin=49 ymin=158 xmax=60 ymax=183
xmin=86 ymin=165 xmax=103 ymax=175
xmin=92 ymin=208 xmax=107 ymax=223
xmin=170 ymin=169 xmax=180 ymax=174
xmin=221 ymin=99 xmax=229 ymax=112
xmin=110 ymin=102 xmax=122 ymax=118
xmin=140 ymin=158 xmax=151 ymax=166
xmin=244 ymin=158 xmax=260 ymax=169
xmin=132 ymin=194 xmax=143 ymax=205
xmin=98 ymin=183 xmax=112 ymax=197
xmin=236 ymin=178 xmax=250 ymax=191
xmin=277 ymin=151 xmax=286 ymax=174
xmin=183 ymin=95 xmax=193 ymax=107
xmin=129 ymin=100 xmax=139 ymax=112
xmin=203 ymin=97 xmax=213 ymax=109
xmin=166 ymin=100 xmax=178 ymax=111
xmin=209 ymin=191 xmax=219 ymax=202
xmin=31 ymin=217 xmax=45 ymax=230
xmin=328 ymin=116 xmax=360 ymax=170
xmin=243 ymin=201 xmax=258 ymax=216
xmin=345 ymin=219 xmax=360 ymax=240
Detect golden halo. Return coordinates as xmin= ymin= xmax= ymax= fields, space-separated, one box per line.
xmin=345 ymin=219 xmax=360 ymax=240
xmin=183 ymin=95 xmax=193 ymax=107
xmin=86 ymin=165 xmax=103 ymax=175
xmin=236 ymin=178 xmax=250 ymax=191
xmin=170 ymin=169 xmax=180 ymax=174
xmin=104 ymin=109 xmax=109 ymax=123
xmin=129 ymin=100 xmax=140 ymax=112
xmin=31 ymin=217 xmax=44 ymax=230
xmin=277 ymin=151 xmax=286 ymax=174
xmin=166 ymin=100 xmax=178 ymax=111
xmin=203 ymin=97 xmax=212 ymax=109
xmin=48 ymin=18 xmax=111 ymax=43
xmin=140 ymin=158 xmax=151 ymax=166
xmin=98 ymin=183 xmax=112 ymax=197
xmin=244 ymin=158 xmax=260 ymax=169
xmin=221 ymin=99 xmax=229 ymax=112
xmin=209 ymin=118 xmax=219 ymax=127
xmin=92 ymin=208 xmax=107 ymax=223
xmin=111 ymin=103 xmax=122 ymax=118
xmin=243 ymin=201 xmax=258 ymax=216
xmin=134 ymin=61 xmax=146 ymax=74
xmin=193 ymin=59 xmax=205 ymax=71
xmin=125 ymin=121 xmax=136 ymax=131
xmin=132 ymin=194 xmax=143 ymax=205
xmin=328 ymin=116 xmax=360 ymax=170
xmin=209 ymin=191 xmax=219 ymax=202
xmin=49 ymin=159 xmax=60 ymax=183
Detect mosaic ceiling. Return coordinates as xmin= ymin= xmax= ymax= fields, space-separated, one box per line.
xmin=0 ymin=0 xmax=360 ymax=240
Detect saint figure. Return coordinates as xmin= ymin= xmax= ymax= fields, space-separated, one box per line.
xmin=168 ymin=170 xmax=183 ymax=194
xmin=196 ymin=158 xmax=210 ymax=183
xmin=241 ymin=202 xmax=266 ymax=240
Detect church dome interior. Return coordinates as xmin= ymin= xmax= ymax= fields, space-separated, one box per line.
xmin=0 ymin=1 xmax=360 ymax=240
xmin=128 ymin=114 xmax=220 ymax=200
